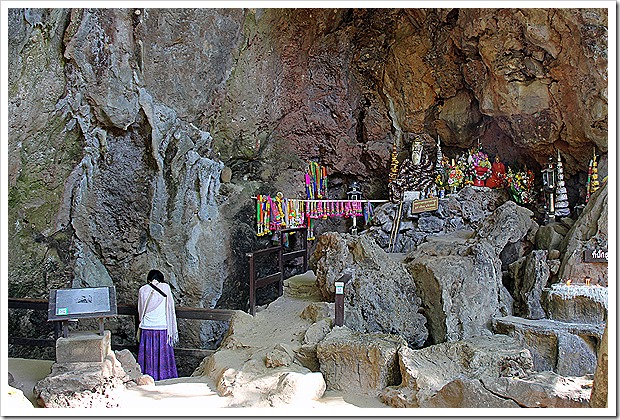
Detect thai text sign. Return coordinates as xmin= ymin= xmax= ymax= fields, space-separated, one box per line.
xmin=411 ymin=197 xmax=439 ymax=214
xmin=48 ymin=286 xmax=117 ymax=321
xmin=583 ymin=248 xmax=608 ymax=263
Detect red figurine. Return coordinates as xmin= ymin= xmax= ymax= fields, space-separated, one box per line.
xmin=485 ymin=155 xmax=506 ymax=188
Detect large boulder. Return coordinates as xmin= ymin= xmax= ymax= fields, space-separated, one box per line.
xmin=404 ymin=201 xmax=533 ymax=343
xmin=480 ymin=371 xmax=591 ymax=408
xmin=311 ymin=232 xmax=428 ymax=348
xmin=424 ymin=378 xmax=519 ymax=408
xmin=543 ymin=284 xmax=608 ymax=324
xmin=558 ymin=182 xmax=608 ymax=286
xmin=379 ymin=334 xmax=534 ymax=407
xmin=316 ymin=326 xmax=405 ymax=396
xmin=380 ymin=334 xmax=591 ymax=408
xmin=33 ymin=352 xmax=128 ymax=408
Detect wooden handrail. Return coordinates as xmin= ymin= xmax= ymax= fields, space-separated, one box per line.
xmin=247 ymin=226 xmax=308 ymax=315
xmin=8 ymin=298 xmax=236 ymax=320
xmin=7 ymin=297 xmax=236 ymax=350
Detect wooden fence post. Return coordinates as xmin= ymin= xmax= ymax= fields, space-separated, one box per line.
xmin=334 ymin=272 xmax=352 ymax=327
xmin=247 ymin=253 xmax=256 ymax=316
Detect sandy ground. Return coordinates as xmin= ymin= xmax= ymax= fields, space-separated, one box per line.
xmin=6 ymin=357 xmax=387 ymax=414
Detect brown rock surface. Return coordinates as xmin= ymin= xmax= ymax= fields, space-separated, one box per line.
xmin=316 ymin=326 xmax=405 ymax=396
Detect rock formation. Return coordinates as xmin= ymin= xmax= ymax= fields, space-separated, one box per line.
xmin=191 ymin=279 xmax=328 ymax=408
xmin=558 ymin=182 xmax=608 ymax=286
xmin=317 ymin=327 xmax=405 ymax=396
xmin=590 ymin=322 xmax=608 ymax=407
xmin=403 ymin=200 xmax=533 ymax=344
xmin=311 ymin=232 xmax=428 ymax=348
xmin=367 ymin=186 xmax=510 ymax=253
xmin=379 ymin=334 xmax=591 ymax=408
xmin=34 ymin=349 xmax=139 ymax=408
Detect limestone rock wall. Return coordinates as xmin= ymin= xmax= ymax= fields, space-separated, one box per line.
xmin=8 ymin=8 xmax=608 ymax=352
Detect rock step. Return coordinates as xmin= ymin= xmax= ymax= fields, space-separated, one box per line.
xmin=542 ymin=285 xmax=608 ymax=324
xmin=493 ymin=315 xmax=604 ymax=377
xmin=283 ymin=270 xmax=322 ymax=301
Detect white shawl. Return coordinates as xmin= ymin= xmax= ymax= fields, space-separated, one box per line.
xmin=138 ymin=281 xmax=179 ymax=346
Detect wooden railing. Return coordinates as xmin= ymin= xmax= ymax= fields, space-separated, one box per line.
xmin=8 ymin=298 xmax=235 ymax=357
xmin=247 ymin=227 xmax=308 ymax=315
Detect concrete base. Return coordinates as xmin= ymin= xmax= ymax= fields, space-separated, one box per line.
xmin=56 ymin=330 xmax=111 ymax=363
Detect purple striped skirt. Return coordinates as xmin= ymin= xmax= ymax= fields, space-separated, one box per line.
xmin=137 ymin=329 xmax=178 ymax=381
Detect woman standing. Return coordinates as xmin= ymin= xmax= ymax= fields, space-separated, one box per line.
xmin=137 ymin=269 xmax=178 ymax=380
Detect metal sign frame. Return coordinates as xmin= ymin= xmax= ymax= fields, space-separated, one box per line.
xmin=48 ymin=286 xmax=118 ymax=322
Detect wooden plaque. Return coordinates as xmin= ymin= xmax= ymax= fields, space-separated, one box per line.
xmin=411 ymin=197 xmax=439 ymax=214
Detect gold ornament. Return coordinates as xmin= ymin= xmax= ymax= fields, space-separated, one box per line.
xmin=389 ymin=142 xmax=399 ymax=183
xmin=590 ymin=148 xmax=600 ymax=195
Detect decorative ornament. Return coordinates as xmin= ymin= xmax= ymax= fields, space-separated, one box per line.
xmin=389 ymin=142 xmax=400 ymax=183
xmin=554 ymin=150 xmax=570 ymax=217
xmin=468 ymin=143 xmax=492 ymax=186
xmin=590 ymin=147 xmax=600 ymax=196
xmin=447 ymin=158 xmax=464 ymax=193
xmin=586 ymin=157 xmax=593 ymax=203
xmin=306 ymin=161 xmax=328 ymax=200
xmin=506 ymin=166 xmax=534 ymax=205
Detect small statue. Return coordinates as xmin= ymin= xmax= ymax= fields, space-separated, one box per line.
xmin=389 ymin=135 xmax=435 ymax=203
xmin=485 ymin=155 xmax=506 ymax=188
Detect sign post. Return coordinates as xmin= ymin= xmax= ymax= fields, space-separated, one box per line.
xmin=48 ymin=286 xmax=117 ymax=337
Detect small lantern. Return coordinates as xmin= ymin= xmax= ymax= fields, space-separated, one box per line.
xmin=541 ymin=157 xmax=556 ymax=191
xmin=347 ymin=182 xmax=362 ymax=235
xmin=347 ymin=182 xmax=362 ymax=201
xmin=541 ymin=156 xmax=557 ymax=224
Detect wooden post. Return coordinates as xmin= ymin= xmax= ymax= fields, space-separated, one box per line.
xmin=302 ymin=227 xmax=308 ymax=272
xmin=247 ymin=253 xmax=256 ymax=316
xmin=62 ymin=320 xmax=69 ymax=338
xmin=53 ymin=321 xmax=62 ymax=341
xmin=278 ymin=231 xmax=284 ymax=297
xmin=334 ymin=272 xmax=352 ymax=327
xmin=334 ymin=281 xmax=345 ymax=326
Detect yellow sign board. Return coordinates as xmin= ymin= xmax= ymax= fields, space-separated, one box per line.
xmin=411 ymin=197 xmax=439 ymax=214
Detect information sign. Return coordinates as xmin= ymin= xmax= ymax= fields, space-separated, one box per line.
xmin=583 ymin=248 xmax=608 ymax=263
xmin=411 ymin=197 xmax=439 ymax=214
xmin=48 ymin=286 xmax=117 ymax=321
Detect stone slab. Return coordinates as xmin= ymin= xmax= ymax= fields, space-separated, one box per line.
xmin=493 ymin=316 xmax=603 ymax=376
xmin=56 ymin=330 xmax=111 ymax=363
